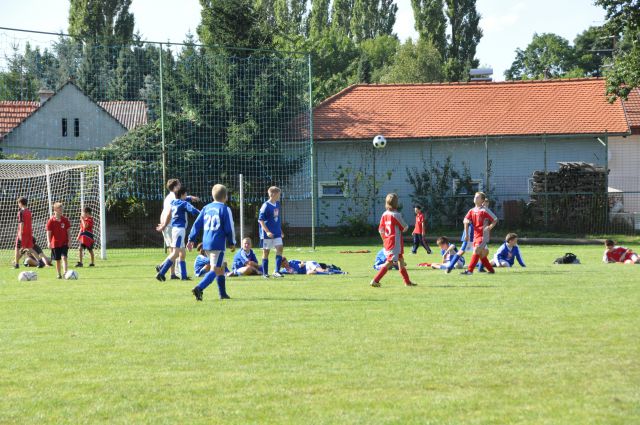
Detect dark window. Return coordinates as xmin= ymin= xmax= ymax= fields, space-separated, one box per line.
xmin=62 ymin=118 xmax=67 ymax=137
xmin=74 ymin=118 xmax=79 ymax=137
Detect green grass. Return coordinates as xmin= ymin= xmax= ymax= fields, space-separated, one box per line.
xmin=1 ymin=245 xmax=639 ymax=424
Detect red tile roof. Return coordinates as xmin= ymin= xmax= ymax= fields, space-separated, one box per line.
xmin=313 ymin=78 xmax=630 ymax=140
xmin=0 ymin=101 xmax=39 ymax=139
xmin=622 ymin=87 xmax=640 ymax=132
xmin=98 ymin=101 xmax=148 ymax=130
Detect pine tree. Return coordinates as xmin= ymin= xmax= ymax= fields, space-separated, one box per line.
xmin=411 ymin=0 xmax=447 ymax=58
xmin=444 ymin=0 xmax=482 ymax=81
xmin=68 ymin=0 xmax=135 ymax=46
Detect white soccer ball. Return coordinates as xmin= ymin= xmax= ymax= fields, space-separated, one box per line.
xmin=18 ymin=271 xmax=37 ymax=281
xmin=64 ymin=270 xmax=78 ymax=280
xmin=372 ymin=134 xmax=387 ymax=149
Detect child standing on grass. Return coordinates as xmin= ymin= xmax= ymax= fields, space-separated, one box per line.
xmin=461 ymin=192 xmax=498 ymax=275
xmin=14 ymin=197 xmax=36 ymax=269
xmin=46 ymin=202 xmax=71 ymax=279
xmin=411 ymin=205 xmax=432 ymax=255
xmin=370 ymin=193 xmax=416 ymax=287
xmin=258 ymin=186 xmax=284 ymax=278
xmin=491 ymin=233 xmax=526 ymax=268
xmin=76 ymin=207 xmax=95 ymax=267
xmin=187 ymin=184 xmax=236 ymax=301
xmin=603 ymin=239 xmax=639 ymax=264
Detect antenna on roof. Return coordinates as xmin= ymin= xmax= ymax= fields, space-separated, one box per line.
xmin=470 ymin=68 xmax=493 ymax=82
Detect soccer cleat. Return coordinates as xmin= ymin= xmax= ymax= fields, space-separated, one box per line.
xmin=220 ymin=294 xmax=231 ymax=300
xmin=460 ymin=270 xmax=473 ymax=275
xmin=405 ymin=281 xmax=418 ymax=286
xmin=89 ymin=263 xmax=95 ymax=267
xmin=155 ymin=265 xmax=161 ymax=273
xmin=262 ymin=274 xmax=271 ymax=279
xmin=182 ymin=277 xmax=192 ymax=281
xmin=445 ymin=268 xmax=452 ymax=274
xmin=370 ymin=280 xmax=381 ymax=287
xmin=426 ymin=248 xmax=432 ymax=254
xmin=272 ymin=272 xmax=284 ymax=278
xmin=192 ymin=287 xmax=203 ymax=301
xmin=170 ymin=274 xmax=180 ymax=280
xmin=478 ymin=268 xmax=487 ymax=273
xmin=487 ymin=270 xmax=495 ymax=274
xmin=13 ymin=263 xmax=19 ymax=269
xmin=155 ymin=273 xmax=166 ymax=282
xmin=57 ymin=274 xmax=62 ymax=279
xmin=75 ymin=262 xmax=83 ymax=267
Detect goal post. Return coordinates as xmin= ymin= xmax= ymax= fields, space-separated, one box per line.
xmin=0 ymin=160 xmax=107 ymax=262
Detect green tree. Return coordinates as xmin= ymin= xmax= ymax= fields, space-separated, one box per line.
xmin=411 ymin=0 xmax=447 ymax=58
xmin=359 ymin=35 xmax=400 ymax=82
xmin=309 ymin=0 xmax=331 ymax=38
xmin=505 ymin=33 xmax=576 ymax=80
xmin=350 ymin=0 xmax=397 ymax=42
xmin=68 ymin=0 xmax=135 ymax=46
xmin=444 ymin=0 xmax=482 ymax=81
xmin=380 ymin=38 xmax=443 ymax=83
xmin=573 ymin=26 xmax=613 ymax=77
xmin=0 ymin=46 xmax=39 ymax=101
xmin=595 ymin=0 xmax=640 ymax=100
xmin=331 ymin=0 xmax=353 ymax=36
xmin=77 ymin=42 xmax=110 ymax=100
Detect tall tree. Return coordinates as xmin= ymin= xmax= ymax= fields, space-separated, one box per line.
xmin=68 ymin=0 xmax=135 ymax=46
xmin=331 ymin=0 xmax=353 ymax=36
xmin=444 ymin=0 xmax=482 ymax=81
xmin=380 ymin=38 xmax=443 ymax=83
xmin=595 ymin=0 xmax=640 ymax=100
xmin=504 ymin=33 xmax=575 ymax=80
xmin=350 ymin=0 xmax=397 ymax=42
xmin=573 ymin=26 xmax=612 ymax=77
xmin=309 ymin=0 xmax=331 ymax=38
xmin=411 ymin=0 xmax=447 ymax=58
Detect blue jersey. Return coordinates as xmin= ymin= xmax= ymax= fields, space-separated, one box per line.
xmin=188 ymin=202 xmax=236 ymax=251
xmin=232 ymin=249 xmax=258 ymax=271
xmin=286 ymin=259 xmax=306 ymax=274
xmin=194 ymin=254 xmax=210 ymax=277
xmin=258 ymin=200 xmax=282 ymax=239
xmin=373 ymin=249 xmax=386 ymax=269
xmin=461 ymin=222 xmax=475 ymax=242
xmin=495 ymin=243 xmax=526 ymax=267
xmin=170 ymin=199 xmax=200 ymax=228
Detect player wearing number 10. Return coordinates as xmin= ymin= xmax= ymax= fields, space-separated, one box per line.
xmin=187 ymin=184 xmax=236 ymax=301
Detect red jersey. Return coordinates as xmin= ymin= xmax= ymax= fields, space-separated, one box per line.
xmin=603 ymin=246 xmax=631 ymax=263
xmin=17 ymin=208 xmax=33 ymax=248
xmin=378 ymin=210 xmax=408 ymax=254
xmin=413 ymin=211 xmax=425 ymax=235
xmin=46 ymin=215 xmax=71 ymax=248
xmin=465 ymin=206 xmax=497 ymax=243
xmin=78 ymin=216 xmax=95 ymax=246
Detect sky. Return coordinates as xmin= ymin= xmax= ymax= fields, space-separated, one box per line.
xmin=0 ymin=0 xmax=607 ymax=81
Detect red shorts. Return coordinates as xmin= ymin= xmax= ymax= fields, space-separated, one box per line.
xmin=473 ymin=238 xmax=488 ymax=249
xmin=16 ymin=236 xmax=34 ymax=249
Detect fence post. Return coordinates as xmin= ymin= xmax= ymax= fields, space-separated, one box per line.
xmin=158 ymin=44 xmax=167 ymax=194
xmin=485 ymin=135 xmax=489 ymax=192
xmin=543 ymin=134 xmax=548 ymax=228
xmin=308 ymin=54 xmax=316 ymax=250
xmin=604 ymin=130 xmax=609 ymax=232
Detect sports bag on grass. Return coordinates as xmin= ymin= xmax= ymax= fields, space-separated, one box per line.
xmin=553 ymin=253 xmax=580 ymax=264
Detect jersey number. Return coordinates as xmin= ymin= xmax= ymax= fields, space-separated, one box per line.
xmin=384 ymin=222 xmax=392 ymax=237
xmin=204 ymin=214 xmax=220 ymax=231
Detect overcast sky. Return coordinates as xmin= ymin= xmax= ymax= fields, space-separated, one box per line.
xmin=0 ymin=0 xmax=607 ymax=81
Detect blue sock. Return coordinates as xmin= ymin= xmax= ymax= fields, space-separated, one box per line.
xmin=159 ymin=259 xmax=173 ymax=276
xmin=179 ymin=261 xmax=187 ymax=279
xmin=262 ymin=259 xmax=268 ymax=275
xmin=216 ymin=275 xmax=228 ymax=298
xmin=197 ymin=271 xmax=217 ymax=291
xmin=275 ymin=255 xmax=282 ymax=273
xmin=447 ymin=254 xmax=461 ymax=271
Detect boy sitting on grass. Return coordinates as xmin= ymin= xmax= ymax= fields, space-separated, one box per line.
xmin=603 ymin=239 xmax=639 ymax=264
xmin=491 ymin=233 xmax=526 ymax=268
xmin=427 ymin=236 xmax=465 ymax=270
xmin=228 ymin=237 xmax=261 ymax=277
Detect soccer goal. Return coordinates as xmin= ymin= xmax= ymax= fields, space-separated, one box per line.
xmin=0 ymin=160 xmax=107 ymax=262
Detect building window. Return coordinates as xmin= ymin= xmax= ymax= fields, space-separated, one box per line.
xmin=452 ymin=178 xmax=483 ymax=195
xmin=319 ymin=181 xmax=345 ymax=198
xmin=61 ymin=118 xmax=67 ymax=137
xmin=74 ymin=118 xmax=79 ymax=137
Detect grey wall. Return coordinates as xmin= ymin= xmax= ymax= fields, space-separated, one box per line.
xmin=2 ymin=84 xmax=126 ymax=158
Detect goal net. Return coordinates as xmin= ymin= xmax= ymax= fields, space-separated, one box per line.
xmin=0 ymin=160 xmax=106 ymax=263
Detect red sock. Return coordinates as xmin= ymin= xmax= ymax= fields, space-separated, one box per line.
xmin=399 ymin=268 xmax=411 ymax=284
xmin=374 ymin=267 xmax=388 ymax=283
xmin=468 ymin=254 xmax=480 ymax=272
xmin=481 ymin=256 xmax=494 ymax=273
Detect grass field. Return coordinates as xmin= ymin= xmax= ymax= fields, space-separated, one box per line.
xmin=1 ymin=244 xmax=639 ymax=424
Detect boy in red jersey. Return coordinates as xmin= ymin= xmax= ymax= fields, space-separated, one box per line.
xmin=370 ymin=193 xmax=416 ymax=287
xmin=603 ymin=239 xmax=639 ymax=264
xmin=411 ymin=205 xmax=432 ymax=255
xmin=461 ymin=192 xmax=498 ymax=275
xmin=46 ymin=202 xmax=71 ymax=279
xmin=76 ymin=207 xmax=95 ymax=267
xmin=14 ymin=196 xmax=35 ymax=269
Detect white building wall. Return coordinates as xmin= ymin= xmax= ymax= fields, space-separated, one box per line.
xmin=609 ymin=134 xmax=640 ymax=214
xmin=2 ymin=84 xmax=126 ymax=158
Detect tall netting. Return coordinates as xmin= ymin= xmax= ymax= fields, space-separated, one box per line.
xmin=0 ymin=30 xmax=313 ymax=250
xmin=0 ymin=160 xmax=105 ymax=263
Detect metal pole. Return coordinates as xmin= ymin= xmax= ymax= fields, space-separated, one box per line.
xmin=80 ymin=171 xmax=85 ymax=212
xmin=98 ymin=162 xmax=107 ymax=260
xmin=239 ymin=174 xmax=244 ymax=243
xmin=604 ymin=131 xmax=609 ymax=232
xmin=485 ymin=135 xmax=489 ymax=192
xmin=308 ymin=54 xmax=316 ymax=250
xmin=158 ymin=44 xmax=167 ymax=192
xmin=543 ymin=134 xmax=548 ymax=228
xmin=45 ymin=164 xmax=53 ymax=217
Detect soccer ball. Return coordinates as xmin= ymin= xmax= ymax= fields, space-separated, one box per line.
xmin=18 ymin=271 xmax=37 ymax=281
xmin=372 ymin=134 xmax=387 ymax=149
xmin=64 ymin=270 xmax=79 ymax=280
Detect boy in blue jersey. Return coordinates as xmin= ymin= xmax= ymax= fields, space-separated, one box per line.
xmin=258 ymin=186 xmax=284 ymax=278
xmin=446 ymin=223 xmax=473 ymax=273
xmin=491 ymin=233 xmax=526 ymax=268
xmin=373 ymin=249 xmax=399 ymax=271
xmin=429 ymin=236 xmax=465 ymax=270
xmin=187 ymin=184 xmax=236 ymax=301
xmin=155 ymin=187 xmax=200 ymax=281
xmin=229 ymin=237 xmax=261 ymax=276
xmin=194 ymin=243 xmax=211 ymax=277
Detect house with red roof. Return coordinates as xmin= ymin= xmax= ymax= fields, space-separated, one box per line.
xmin=0 ymin=80 xmax=147 ymax=158
xmin=288 ymin=78 xmax=635 ymax=229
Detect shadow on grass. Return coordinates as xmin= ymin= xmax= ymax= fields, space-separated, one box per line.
xmin=233 ymin=297 xmax=388 ymax=303
xmin=428 ymin=285 xmax=498 ymax=288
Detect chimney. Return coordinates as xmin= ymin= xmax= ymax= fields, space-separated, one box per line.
xmin=38 ymin=88 xmax=54 ymax=105
xmin=470 ymin=68 xmax=493 ymax=82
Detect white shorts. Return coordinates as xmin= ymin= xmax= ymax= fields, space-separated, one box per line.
xmin=492 ymin=256 xmax=511 ymax=267
xmin=205 ymin=250 xmax=226 ymax=269
xmin=171 ymin=227 xmax=186 ymax=248
xmin=163 ymin=225 xmax=173 ymax=247
xmin=443 ymin=260 xmax=464 ymax=269
xmin=305 ymin=261 xmax=321 ymax=273
xmin=261 ymin=237 xmax=283 ymax=250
